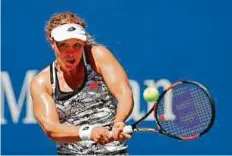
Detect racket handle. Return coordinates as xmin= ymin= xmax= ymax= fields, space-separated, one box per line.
xmin=123 ymin=125 xmax=133 ymax=133
xmin=109 ymin=125 xmax=133 ymax=137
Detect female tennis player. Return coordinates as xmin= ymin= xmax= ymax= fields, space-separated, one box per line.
xmin=30 ymin=12 xmax=133 ymax=155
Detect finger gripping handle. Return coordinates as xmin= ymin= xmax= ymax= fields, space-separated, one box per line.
xmin=123 ymin=125 xmax=133 ymax=133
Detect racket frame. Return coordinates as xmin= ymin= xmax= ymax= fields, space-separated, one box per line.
xmin=130 ymin=80 xmax=216 ymax=140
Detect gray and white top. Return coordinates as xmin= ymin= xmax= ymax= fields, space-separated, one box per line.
xmin=49 ymin=47 xmax=128 ymax=155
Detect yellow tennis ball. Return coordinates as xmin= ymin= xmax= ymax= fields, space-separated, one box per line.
xmin=143 ymin=87 xmax=159 ymax=102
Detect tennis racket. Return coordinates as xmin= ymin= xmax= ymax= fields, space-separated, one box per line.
xmin=123 ymin=80 xmax=215 ymax=140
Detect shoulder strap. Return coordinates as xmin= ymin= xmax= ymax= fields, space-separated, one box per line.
xmin=50 ymin=62 xmax=57 ymax=93
xmin=49 ymin=63 xmax=54 ymax=84
xmin=83 ymin=45 xmax=92 ymax=70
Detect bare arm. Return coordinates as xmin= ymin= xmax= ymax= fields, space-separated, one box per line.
xmin=92 ymin=46 xmax=134 ymax=122
xmin=30 ymin=75 xmax=82 ymax=143
xmin=30 ymin=73 xmax=111 ymax=144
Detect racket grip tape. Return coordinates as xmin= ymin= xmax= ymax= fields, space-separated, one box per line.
xmin=123 ymin=125 xmax=133 ymax=133
xmin=109 ymin=125 xmax=133 ymax=137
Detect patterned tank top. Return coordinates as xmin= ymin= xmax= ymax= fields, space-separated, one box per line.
xmin=50 ymin=49 xmax=128 ymax=155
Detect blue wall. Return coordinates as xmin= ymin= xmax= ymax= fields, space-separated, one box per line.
xmin=1 ymin=0 xmax=232 ymax=154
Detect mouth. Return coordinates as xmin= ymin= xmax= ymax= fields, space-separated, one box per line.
xmin=66 ymin=59 xmax=76 ymax=64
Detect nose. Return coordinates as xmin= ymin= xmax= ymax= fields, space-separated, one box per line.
xmin=65 ymin=46 xmax=77 ymax=53
xmin=65 ymin=47 xmax=75 ymax=54
xmin=66 ymin=52 xmax=74 ymax=58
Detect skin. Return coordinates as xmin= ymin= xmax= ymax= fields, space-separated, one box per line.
xmin=30 ymin=38 xmax=133 ymax=144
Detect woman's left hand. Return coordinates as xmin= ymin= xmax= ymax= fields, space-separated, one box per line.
xmin=112 ymin=122 xmax=131 ymax=141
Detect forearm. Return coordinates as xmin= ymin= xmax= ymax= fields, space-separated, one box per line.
xmin=39 ymin=118 xmax=82 ymax=143
xmin=48 ymin=124 xmax=81 ymax=143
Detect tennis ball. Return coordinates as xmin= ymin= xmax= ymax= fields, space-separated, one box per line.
xmin=143 ymin=87 xmax=159 ymax=102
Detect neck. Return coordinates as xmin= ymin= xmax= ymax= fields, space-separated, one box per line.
xmin=56 ymin=60 xmax=85 ymax=77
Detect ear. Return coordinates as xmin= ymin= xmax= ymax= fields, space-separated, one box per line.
xmin=47 ymin=37 xmax=56 ymax=49
xmin=51 ymin=41 xmax=59 ymax=54
xmin=47 ymin=37 xmax=54 ymax=43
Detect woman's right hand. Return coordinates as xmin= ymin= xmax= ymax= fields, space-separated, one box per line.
xmin=91 ymin=127 xmax=112 ymax=145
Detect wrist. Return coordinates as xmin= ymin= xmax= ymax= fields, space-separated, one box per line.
xmin=113 ymin=121 xmax=125 ymax=130
xmin=79 ymin=125 xmax=95 ymax=141
xmin=114 ymin=121 xmax=124 ymax=124
xmin=114 ymin=118 xmax=125 ymax=123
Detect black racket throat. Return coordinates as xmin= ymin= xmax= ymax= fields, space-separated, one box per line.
xmin=132 ymin=86 xmax=167 ymax=126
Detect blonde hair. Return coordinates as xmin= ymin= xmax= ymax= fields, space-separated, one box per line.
xmin=45 ymin=12 xmax=96 ymax=44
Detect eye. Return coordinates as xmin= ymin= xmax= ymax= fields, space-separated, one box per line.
xmin=73 ymin=43 xmax=81 ymax=49
xmin=57 ymin=42 xmax=68 ymax=48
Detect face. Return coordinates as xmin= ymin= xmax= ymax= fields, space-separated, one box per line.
xmin=53 ymin=38 xmax=85 ymax=71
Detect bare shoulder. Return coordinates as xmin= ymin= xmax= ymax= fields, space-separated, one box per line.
xmin=85 ymin=45 xmax=115 ymax=74
xmin=91 ymin=45 xmax=114 ymax=59
xmin=90 ymin=45 xmax=119 ymax=66
xmin=90 ymin=45 xmax=127 ymax=76
xmin=30 ymin=66 xmax=52 ymax=95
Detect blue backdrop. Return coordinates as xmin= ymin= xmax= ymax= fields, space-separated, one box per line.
xmin=1 ymin=0 xmax=232 ymax=155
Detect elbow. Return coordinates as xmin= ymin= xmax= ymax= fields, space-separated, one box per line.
xmin=43 ymin=124 xmax=61 ymax=142
xmin=37 ymin=117 xmax=57 ymax=141
xmin=125 ymin=86 xmax=134 ymax=102
xmin=43 ymin=125 xmax=53 ymax=139
xmin=121 ymin=86 xmax=134 ymax=108
xmin=127 ymin=89 xmax=133 ymax=99
xmin=42 ymin=121 xmax=62 ymax=142
xmin=121 ymin=84 xmax=133 ymax=97
xmin=126 ymin=88 xmax=134 ymax=111
xmin=46 ymin=132 xmax=58 ymax=142
xmin=42 ymin=121 xmax=55 ymax=140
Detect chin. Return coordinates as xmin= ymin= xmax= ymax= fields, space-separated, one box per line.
xmin=64 ymin=65 xmax=76 ymax=71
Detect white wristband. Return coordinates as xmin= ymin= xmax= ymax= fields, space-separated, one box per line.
xmin=79 ymin=125 xmax=95 ymax=141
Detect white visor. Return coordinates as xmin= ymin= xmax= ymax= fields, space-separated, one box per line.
xmin=51 ymin=23 xmax=87 ymax=42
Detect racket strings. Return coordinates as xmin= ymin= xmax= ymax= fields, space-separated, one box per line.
xmin=188 ymin=87 xmax=212 ymax=128
xmin=156 ymin=84 xmax=212 ymax=137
